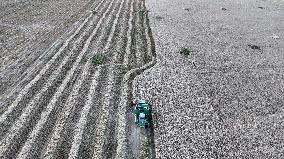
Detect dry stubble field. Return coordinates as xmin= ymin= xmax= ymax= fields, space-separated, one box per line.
xmin=134 ymin=0 xmax=284 ymax=158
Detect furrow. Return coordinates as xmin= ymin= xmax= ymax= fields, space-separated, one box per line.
xmin=91 ymin=6 xmax=129 ymax=157
xmin=51 ymin=65 xmax=97 ymax=159
xmin=15 ymin=1 xmax=119 ymax=157
xmin=109 ymin=0 xmax=131 ymax=65
xmin=81 ymin=0 xmax=132 ymax=156
xmin=115 ymin=0 xmax=157 ymax=157
xmin=0 ymin=0 xmax=112 ymax=155
xmin=91 ymin=0 xmax=130 ymax=147
xmin=128 ymin=0 xmax=138 ymax=68
xmin=0 ymin=13 xmax=94 ymax=120
xmin=132 ymin=127 xmax=141 ymax=158
xmin=122 ymin=0 xmax=135 ymax=67
xmin=0 ymin=13 xmax=98 ymax=157
xmin=9 ymin=28 xmax=89 ymax=158
xmin=3 ymin=35 xmax=48 ymax=74
xmin=0 ymin=35 xmax=65 ymax=107
xmin=115 ymin=71 xmax=132 ymax=159
xmin=134 ymin=0 xmax=144 ymax=67
xmin=0 ymin=29 xmax=78 ymax=142
xmin=146 ymin=126 xmax=156 ymax=159
xmin=73 ymin=66 xmax=107 ymax=159
xmin=102 ymin=69 xmax=126 ymax=158
xmin=90 ymin=0 xmax=122 ymax=52
xmin=66 ymin=0 xmax=129 ymax=157
xmin=68 ymin=67 xmax=102 ymax=159
xmin=139 ymin=0 xmax=151 ymax=65
xmin=100 ymin=0 xmax=133 ymax=157
xmin=41 ymin=0 xmax=129 ymax=150
xmin=19 ymin=0 xmax=114 ymax=157
xmin=115 ymin=0 xmax=136 ymax=157
xmin=0 ymin=0 xmax=104 ymax=79
xmin=104 ymin=0 xmax=128 ymax=52
xmin=0 ymin=0 xmax=113 ymax=138
xmin=0 ymin=0 xmax=111 ymax=127
xmin=41 ymin=59 xmax=93 ymax=159
xmin=92 ymin=66 xmax=116 ymax=159
xmin=142 ymin=0 xmax=153 ymax=64
xmin=53 ymin=0 xmax=128 ymax=157
xmin=0 ymin=0 xmax=89 ymax=72
xmin=0 ymin=37 xmax=65 ymax=108
xmin=0 ymin=0 xmax=107 ymax=108
xmin=0 ymin=13 xmax=99 ymax=140
xmin=0 ymin=20 xmax=72 ymax=75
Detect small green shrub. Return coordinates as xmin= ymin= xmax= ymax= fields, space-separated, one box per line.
xmin=92 ymin=53 xmax=107 ymax=65
xmin=138 ymin=9 xmax=146 ymax=17
xmin=179 ymin=47 xmax=193 ymax=56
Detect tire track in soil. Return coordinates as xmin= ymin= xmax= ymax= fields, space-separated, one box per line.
xmin=141 ymin=0 xmax=157 ymax=158
xmin=0 ymin=0 xmax=157 ymax=158
xmin=130 ymin=0 xmax=155 ymax=156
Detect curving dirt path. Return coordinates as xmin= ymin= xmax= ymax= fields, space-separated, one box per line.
xmin=0 ymin=0 xmax=156 ymax=158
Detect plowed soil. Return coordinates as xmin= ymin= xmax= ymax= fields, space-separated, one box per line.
xmin=0 ymin=0 xmax=156 ymax=158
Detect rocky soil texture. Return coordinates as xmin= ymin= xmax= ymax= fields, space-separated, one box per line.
xmin=0 ymin=0 xmax=156 ymax=158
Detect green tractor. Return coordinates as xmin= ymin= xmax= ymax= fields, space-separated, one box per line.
xmin=132 ymin=100 xmax=151 ymax=128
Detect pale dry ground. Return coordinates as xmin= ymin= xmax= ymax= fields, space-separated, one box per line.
xmin=133 ymin=0 xmax=284 ymax=158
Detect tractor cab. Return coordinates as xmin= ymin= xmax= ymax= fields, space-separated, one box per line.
xmin=139 ymin=112 xmax=145 ymax=121
xmin=133 ymin=100 xmax=151 ymax=128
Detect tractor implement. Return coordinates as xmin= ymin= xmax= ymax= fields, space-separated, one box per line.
xmin=132 ymin=100 xmax=151 ymax=128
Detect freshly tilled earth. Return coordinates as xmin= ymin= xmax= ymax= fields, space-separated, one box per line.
xmin=0 ymin=0 xmax=156 ymax=158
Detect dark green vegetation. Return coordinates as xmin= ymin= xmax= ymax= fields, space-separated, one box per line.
xmin=179 ymin=47 xmax=193 ymax=56
xmin=92 ymin=53 xmax=107 ymax=66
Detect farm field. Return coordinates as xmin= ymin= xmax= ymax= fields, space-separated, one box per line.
xmin=0 ymin=0 xmax=155 ymax=158
xmin=1 ymin=0 xmax=284 ymax=158
xmin=134 ymin=0 xmax=284 ymax=158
